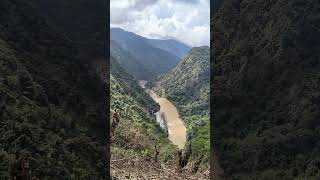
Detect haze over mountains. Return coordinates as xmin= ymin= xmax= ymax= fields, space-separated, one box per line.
xmin=110 ymin=40 xmax=152 ymax=80
xmin=110 ymin=28 xmax=191 ymax=80
xmin=145 ymin=38 xmax=191 ymax=59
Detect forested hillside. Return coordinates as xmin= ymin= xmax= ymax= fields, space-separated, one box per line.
xmin=35 ymin=0 xmax=107 ymax=62
xmin=0 ymin=0 xmax=107 ymax=178
xmin=110 ymin=54 xmax=177 ymax=178
xmin=212 ymin=0 xmax=320 ymax=179
xmin=150 ymin=46 xmax=210 ymax=170
xmin=110 ymin=40 xmax=152 ymax=80
xmin=110 ymin=28 xmax=181 ymax=80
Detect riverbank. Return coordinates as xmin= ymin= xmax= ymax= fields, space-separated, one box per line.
xmin=147 ymin=89 xmax=187 ymax=149
xmin=139 ymin=80 xmax=187 ymax=149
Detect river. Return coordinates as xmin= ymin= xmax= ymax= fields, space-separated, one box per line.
xmin=139 ymin=80 xmax=187 ymax=149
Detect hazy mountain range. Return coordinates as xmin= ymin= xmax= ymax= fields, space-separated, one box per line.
xmin=110 ymin=28 xmax=191 ymax=80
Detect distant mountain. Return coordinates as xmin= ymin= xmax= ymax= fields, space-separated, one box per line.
xmin=110 ymin=40 xmax=152 ymax=80
xmin=146 ymin=38 xmax=191 ymax=59
xmin=110 ymin=28 xmax=181 ymax=80
xmin=150 ymin=46 xmax=210 ymax=165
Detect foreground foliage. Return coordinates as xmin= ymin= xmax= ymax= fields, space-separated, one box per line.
xmin=212 ymin=0 xmax=320 ymax=179
xmin=0 ymin=0 xmax=107 ymax=178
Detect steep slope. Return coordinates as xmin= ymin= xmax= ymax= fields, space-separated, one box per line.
xmin=110 ymin=28 xmax=181 ymax=80
xmin=0 ymin=0 xmax=107 ymax=178
xmin=110 ymin=54 xmax=210 ymax=179
xmin=110 ymin=55 xmax=177 ymax=178
xmin=110 ymin=40 xmax=152 ymax=80
xmin=146 ymin=38 xmax=191 ymax=59
xmin=212 ymin=0 xmax=320 ymax=179
xmin=150 ymin=46 xmax=210 ymax=170
xmin=34 ymin=0 xmax=107 ymax=61
xmin=110 ymin=56 xmax=159 ymax=112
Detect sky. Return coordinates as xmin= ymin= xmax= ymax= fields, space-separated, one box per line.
xmin=110 ymin=0 xmax=210 ymax=47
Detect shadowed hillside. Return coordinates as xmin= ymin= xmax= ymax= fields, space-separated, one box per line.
xmin=110 ymin=40 xmax=152 ymax=80
xmin=212 ymin=0 xmax=320 ymax=179
xmin=110 ymin=28 xmax=181 ymax=80
xmin=0 ymin=0 xmax=107 ymax=178
xmin=35 ymin=0 xmax=107 ymax=61
xmin=110 ymin=54 xmax=176 ymax=179
xmin=145 ymin=38 xmax=191 ymax=59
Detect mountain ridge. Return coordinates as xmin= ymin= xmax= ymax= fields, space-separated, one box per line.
xmin=110 ymin=40 xmax=152 ymax=80
xmin=110 ymin=28 xmax=185 ymax=80
xmin=145 ymin=38 xmax=191 ymax=59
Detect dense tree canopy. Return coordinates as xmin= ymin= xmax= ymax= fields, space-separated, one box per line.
xmin=212 ymin=0 xmax=320 ymax=179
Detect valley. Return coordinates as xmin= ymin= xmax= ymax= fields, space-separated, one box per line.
xmin=139 ymin=80 xmax=187 ymax=149
xmin=148 ymin=90 xmax=187 ymax=150
xmin=110 ymin=25 xmax=210 ymax=179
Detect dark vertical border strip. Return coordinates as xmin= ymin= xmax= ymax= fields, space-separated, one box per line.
xmin=106 ymin=0 xmax=111 ymax=178
xmin=210 ymin=0 xmax=223 ymax=179
xmin=210 ymin=1 xmax=213 ymax=178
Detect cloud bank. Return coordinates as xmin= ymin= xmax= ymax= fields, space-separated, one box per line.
xmin=111 ymin=0 xmax=210 ymax=47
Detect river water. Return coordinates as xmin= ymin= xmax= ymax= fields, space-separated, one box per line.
xmin=139 ymin=80 xmax=187 ymax=149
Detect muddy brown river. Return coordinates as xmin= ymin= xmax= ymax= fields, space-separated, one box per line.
xmin=149 ymin=90 xmax=187 ymax=149
xmin=139 ymin=81 xmax=187 ymax=149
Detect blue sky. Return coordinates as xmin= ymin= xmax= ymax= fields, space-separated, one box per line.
xmin=111 ymin=0 xmax=210 ymax=47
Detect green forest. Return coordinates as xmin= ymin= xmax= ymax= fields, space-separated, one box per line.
xmin=0 ymin=0 xmax=107 ymax=178
xmin=212 ymin=0 xmax=320 ymax=179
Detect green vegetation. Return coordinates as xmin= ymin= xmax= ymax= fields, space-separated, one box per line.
xmin=212 ymin=0 xmax=320 ymax=179
xmin=150 ymin=46 xmax=210 ymax=168
xmin=0 ymin=0 xmax=106 ymax=178
xmin=110 ymin=53 xmax=177 ymax=177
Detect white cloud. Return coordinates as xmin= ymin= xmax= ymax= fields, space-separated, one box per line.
xmin=110 ymin=0 xmax=210 ymax=47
